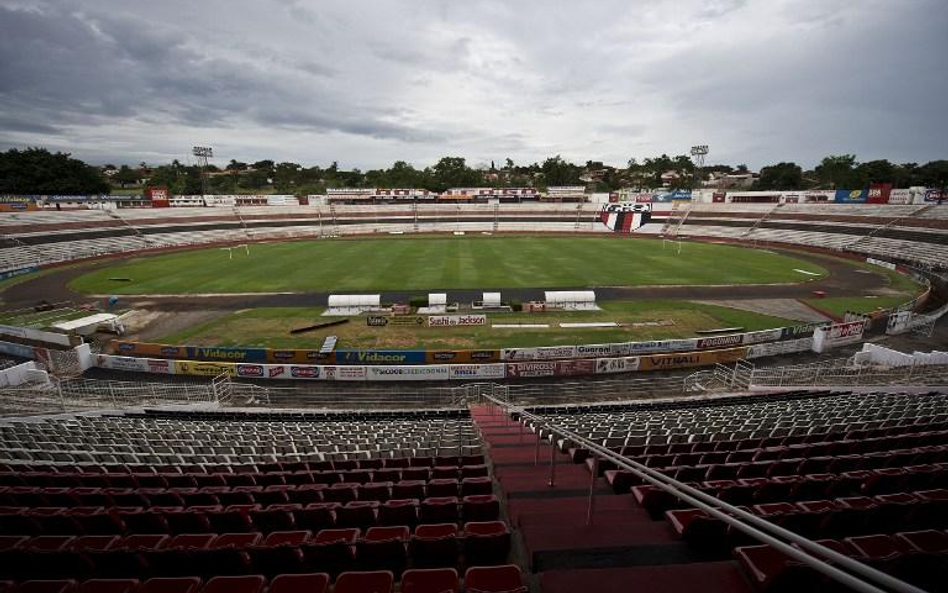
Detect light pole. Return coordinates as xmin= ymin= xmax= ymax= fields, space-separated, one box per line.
xmin=192 ymin=146 xmax=213 ymax=202
xmin=690 ymin=145 xmax=708 ymax=192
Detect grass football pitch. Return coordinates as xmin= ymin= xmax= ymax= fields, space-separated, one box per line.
xmin=70 ymin=236 xmax=828 ymax=295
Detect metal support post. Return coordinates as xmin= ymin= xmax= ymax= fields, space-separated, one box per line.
xmin=587 ymin=456 xmax=598 ymax=525
xmin=535 ymin=426 xmax=542 ymax=465
xmin=548 ymin=436 xmax=557 ymax=487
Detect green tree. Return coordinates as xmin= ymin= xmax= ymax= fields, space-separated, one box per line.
xmin=754 ymin=162 xmax=804 ymax=190
xmin=0 ymin=147 xmax=110 ymax=194
xmin=539 ymin=155 xmax=581 ymax=187
xmin=814 ymin=155 xmax=861 ymax=188
xmin=430 ymin=156 xmax=483 ymax=191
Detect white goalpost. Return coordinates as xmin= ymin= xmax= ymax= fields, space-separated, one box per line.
xmin=220 ymin=244 xmax=251 ymax=260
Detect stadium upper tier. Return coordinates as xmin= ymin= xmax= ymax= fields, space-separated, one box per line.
xmin=1 ymin=202 xmax=946 ymax=273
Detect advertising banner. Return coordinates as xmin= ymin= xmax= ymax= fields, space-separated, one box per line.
xmin=695 ymin=334 xmax=745 ymax=349
xmin=186 ymin=346 xmax=268 ymax=363
xmin=925 ymin=189 xmax=947 ymax=203
xmin=653 ymin=190 xmax=692 ymax=202
xmin=575 ymin=343 xmax=632 ymax=358
xmin=175 ymin=361 xmax=237 ymax=377
xmin=742 ymin=328 xmax=785 ymax=345
xmin=388 ymin=315 xmax=427 ymax=327
xmin=595 ymin=356 xmax=640 ymax=374
xmin=365 ymin=365 xmax=450 ymax=381
xmin=335 ymin=350 xmax=427 ymax=365
xmin=0 ymin=266 xmax=39 ymax=282
xmin=448 ymin=364 xmax=506 ymax=380
xmin=0 ymin=196 xmax=39 ymax=211
xmin=554 ymin=359 xmax=597 ymax=376
xmin=534 ymin=345 xmax=578 ymax=360
xmin=145 ymin=358 xmax=176 ymax=374
xmin=502 ymin=348 xmax=537 ymax=361
xmin=289 ymin=365 xmax=321 ymax=379
xmin=804 ymin=190 xmax=835 ymax=202
xmin=506 ymin=361 xmax=557 ymax=378
xmin=629 ymin=339 xmax=699 ymax=354
xmin=266 ymin=349 xmax=335 ymax=364
xmin=835 ymin=189 xmax=867 ymax=203
xmin=746 ymin=338 xmax=813 ymax=359
xmin=888 ymin=189 xmax=912 ymax=205
xmin=811 ymin=320 xmax=866 ymax=353
xmin=427 ymin=315 xmax=487 ymax=328
xmin=96 ymin=355 xmax=148 ymax=373
xmin=781 ymin=322 xmax=829 ymax=340
xmin=425 ymin=350 xmax=501 ymax=364
xmin=113 ymin=341 xmax=186 ymax=359
xmin=867 ymin=183 xmax=892 ymax=204
xmin=320 ymin=366 xmax=367 ymax=381
xmin=0 ymin=339 xmax=37 ymax=360
xmin=236 ymin=364 xmax=266 ymax=378
xmin=145 ymin=187 xmax=170 ymax=208
xmin=638 ymin=347 xmax=747 ymax=371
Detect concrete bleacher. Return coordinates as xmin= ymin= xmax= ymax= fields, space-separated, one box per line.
xmin=1 ymin=203 xmax=946 ymax=272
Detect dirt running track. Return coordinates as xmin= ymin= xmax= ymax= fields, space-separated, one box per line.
xmin=1 ymin=247 xmax=888 ymax=313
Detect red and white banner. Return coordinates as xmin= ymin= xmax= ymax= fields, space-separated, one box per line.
xmin=812 ymin=320 xmax=866 ymax=353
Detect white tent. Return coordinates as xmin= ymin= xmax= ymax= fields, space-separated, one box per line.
xmin=544 ymin=290 xmax=598 ymax=310
xmin=483 ymin=292 xmax=502 ymax=308
xmin=424 ymin=293 xmax=448 ymax=314
xmin=325 ymin=294 xmax=382 ymax=316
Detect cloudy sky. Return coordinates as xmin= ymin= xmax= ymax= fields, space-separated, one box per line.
xmin=1 ymin=0 xmax=946 ymax=170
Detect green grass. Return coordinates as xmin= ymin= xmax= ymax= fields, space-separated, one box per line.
xmin=160 ymin=301 xmax=795 ymax=350
xmin=70 ymin=236 xmax=828 ymax=295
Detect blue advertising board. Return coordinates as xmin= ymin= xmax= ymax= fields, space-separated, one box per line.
xmin=335 ymin=350 xmax=428 ymax=365
xmin=835 ymin=189 xmax=867 ymax=203
xmin=185 ymin=346 xmax=269 ymax=363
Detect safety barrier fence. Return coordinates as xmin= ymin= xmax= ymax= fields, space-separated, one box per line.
xmin=480 ymin=392 xmax=926 ymax=593
xmin=749 ymin=357 xmax=948 ymax=388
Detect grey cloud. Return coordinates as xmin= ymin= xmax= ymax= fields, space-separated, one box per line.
xmin=0 ymin=0 xmax=944 ymax=169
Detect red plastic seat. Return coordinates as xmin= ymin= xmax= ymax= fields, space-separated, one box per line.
xmin=77 ymin=580 xmax=139 ymax=593
xmin=200 ymin=575 xmax=264 ymax=593
xmin=210 ymin=533 xmax=262 ymax=549
xmin=301 ymin=529 xmax=359 ymax=577
xmin=419 ymin=497 xmax=458 ymax=524
xmin=15 ymin=581 xmax=78 ymax=593
xmin=410 ymin=524 xmax=458 ymax=569
xmin=378 ymin=499 xmax=418 ymax=527
xmin=295 ymin=503 xmax=338 ymax=532
xmin=250 ymin=505 xmax=298 ymax=533
xmin=427 ymin=480 xmax=459 ymax=498
xmin=267 ymin=573 xmax=329 ymax=593
xmin=358 ymin=526 xmax=409 ymax=574
xmin=464 ymin=565 xmax=524 ymax=593
xmin=462 ymin=495 xmax=500 ymax=522
xmin=336 ymin=501 xmax=379 ymax=530
xmin=895 ymin=529 xmax=948 ymax=554
xmin=400 ymin=568 xmax=459 ymax=593
xmin=460 ymin=478 xmax=492 ymax=497
xmin=333 ymin=570 xmax=393 ymax=593
xmin=463 ymin=522 xmax=510 ymax=566
xmin=70 ymin=535 xmax=120 ymax=551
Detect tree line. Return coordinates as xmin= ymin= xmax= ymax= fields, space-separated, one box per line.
xmin=1 ymin=147 xmax=946 ymax=195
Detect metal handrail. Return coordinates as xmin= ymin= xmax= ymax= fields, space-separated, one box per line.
xmin=483 ymin=394 xmax=926 ymax=593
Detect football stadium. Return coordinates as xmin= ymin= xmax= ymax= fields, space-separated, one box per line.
xmin=0 ymin=189 xmax=947 ymax=593
xmin=1 ymin=0 xmax=947 ymax=590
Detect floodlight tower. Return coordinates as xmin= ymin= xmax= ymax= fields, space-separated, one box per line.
xmin=192 ymin=146 xmax=214 ymax=198
xmin=690 ymin=145 xmax=708 ymax=191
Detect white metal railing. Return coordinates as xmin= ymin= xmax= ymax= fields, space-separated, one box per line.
xmin=749 ymin=357 xmax=948 ymax=388
xmin=482 ymin=393 xmax=926 ymax=593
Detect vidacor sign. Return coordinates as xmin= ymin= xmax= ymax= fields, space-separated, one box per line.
xmin=427 ymin=315 xmax=487 ymax=328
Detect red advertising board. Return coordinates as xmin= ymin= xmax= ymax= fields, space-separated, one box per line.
xmin=867 ymin=183 xmax=892 ymax=204
xmin=712 ymin=192 xmax=726 ymax=203
xmin=146 ymin=186 xmax=170 ymax=207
